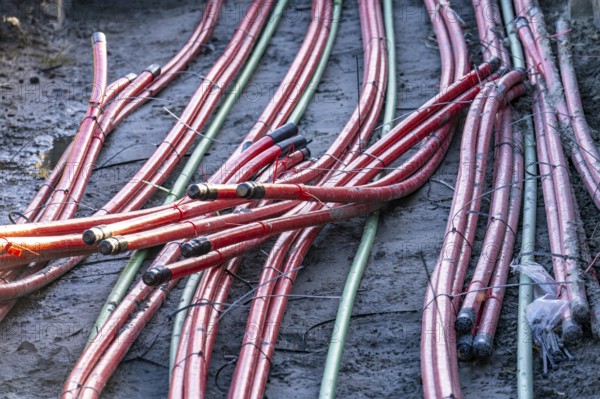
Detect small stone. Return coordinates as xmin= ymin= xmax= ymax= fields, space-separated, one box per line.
xmin=29 ymin=76 xmax=40 ymax=84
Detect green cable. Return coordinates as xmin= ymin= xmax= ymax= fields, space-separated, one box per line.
xmin=500 ymin=0 xmax=525 ymax=70
xmin=168 ymin=0 xmax=344 ymax=375
xmin=169 ymin=0 xmax=344 ymax=374
xmin=169 ymin=271 xmax=202 ymax=376
xmin=87 ymin=0 xmax=290 ymax=353
xmin=167 ymin=0 xmax=291 ymax=376
xmin=499 ymin=0 xmax=535 ymax=397
xmin=86 ymin=249 xmax=150 ymax=345
xmin=319 ymin=1 xmax=395 ymax=397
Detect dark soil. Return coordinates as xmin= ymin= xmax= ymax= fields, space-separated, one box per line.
xmin=0 ymin=1 xmax=598 ymax=398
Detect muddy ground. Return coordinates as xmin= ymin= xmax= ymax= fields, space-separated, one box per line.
xmin=0 ymin=0 xmax=599 ymax=398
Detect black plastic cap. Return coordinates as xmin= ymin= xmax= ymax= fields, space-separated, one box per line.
xmin=92 ymin=32 xmax=106 ymax=43
xmin=98 ymin=236 xmax=128 ymax=255
xmin=473 ymin=334 xmax=494 ymax=359
xmin=267 ymin=122 xmax=298 ymax=144
xmin=143 ymin=266 xmax=172 ymax=286
xmin=180 ymin=242 xmax=195 ymax=258
xmin=562 ymin=318 xmax=583 ymax=344
xmin=300 ymin=147 xmax=311 ymax=160
xmin=455 ymin=308 xmax=476 ymax=334
xmin=236 ymin=182 xmax=265 ymax=199
xmin=180 ymin=237 xmax=212 ymax=258
xmin=187 ymin=183 xmax=202 ymax=199
xmin=187 ymin=183 xmax=217 ymax=201
xmin=277 ymin=135 xmax=307 ymax=154
xmin=145 ymin=64 xmax=161 ymax=79
xmin=82 ymin=229 xmax=97 ymax=245
xmin=98 ymin=239 xmax=116 ymax=255
xmin=82 ymin=225 xmax=108 ymax=245
xmin=457 ymin=334 xmax=474 ymax=361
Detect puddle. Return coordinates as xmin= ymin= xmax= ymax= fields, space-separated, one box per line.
xmin=34 ymin=135 xmax=73 ymax=179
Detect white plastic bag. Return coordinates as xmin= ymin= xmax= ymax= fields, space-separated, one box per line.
xmin=525 ymin=294 xmax=568 ymax=331
xmin=512 ymin=260 xmax=557 ymax=297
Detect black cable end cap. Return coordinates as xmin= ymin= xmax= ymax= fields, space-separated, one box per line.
xmin=187 ymin=183 xmax=202 ymax=199
xmin=236 ymin=182 xmax=265 ymax=199
xmin=187 ymin=183 xmax=207 ymax=200
xmin=472 ymin=334 xmax=493 ymax=359
xmin=267 ymin=122 xmax=299 ymax=144
xmin=277 ymin=135 xmax=307 ymax=154
xmin=457 ymin=334 xmax=474 ymax=361
xmin=455 ymin=308 xmax=476 ymax=334
xmin=181 ymin=237 xmax=212 ymax=258
xmin=82 ymin=230 xmax=96 ymax=245
xmin=82 ymin=225 xmax=108 ymax=245
xmin=300 ymin=147 xmax=311 ymax=161
xmin=562 ymin=318 xmax=583 ymax=344
xmin=146 ymin=64 xmax=161 ymax=79
xmin=236 ymin=182 xmax=252 ymax=198
xmin=143 ymin=266 xmax=172 ymax=286
xmin=98 ymin=236 xmax=128 ymax=255
xmin=98 ymin=239 xmax=115 ymax=255
xmin=92 ymin=32 xmax=106 ymax=43
xmin=180 ymin=242 xmax=195 ymax=258
xmin=187 ymin=183 xmax=217 ymax=201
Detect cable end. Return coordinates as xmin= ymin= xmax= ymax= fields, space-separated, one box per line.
xmin=300 ymin=147 xmax=311 ymax=161
xmin=473 ymin=333 xmax=493 ymax=359
xmin=267 ymin=122 xmax=299 ymax=144
xmin=92 ymin=32 xmax=106 ymax=43
xmin=457 ymin=333 xmax=474 ymax=361
xmin=143 ymin=266 xmax=172 ymax=286
xmin=82 ymin=225 xmax=109 ymax=245
xmin=277 ymin=135 xmax=307 ymax=154
xmin=146 ymin=64 xmax=162 ymax=79
xmin=180 ymin=237 xmax=212 ymax=258
xmin=571 ymin=301 xmax=590 ymax=325
xmin=187 ymin=183 xmax=218 ymax=201
xmin=562 ymin=318 xmax=583 ymax=344
xmin=455 ymin=308 xmax=476 ymax=334
xmin=124 ymin=73 xmax=138 ymax=82
xmin=98 ymin=236 xmax=128 ymax=255
xmin=236 ymin=182 xmax=265 ymax=199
